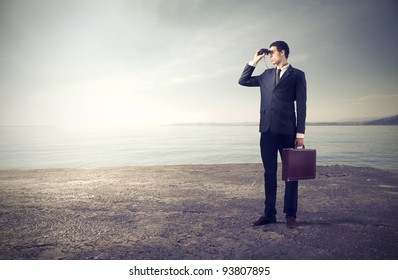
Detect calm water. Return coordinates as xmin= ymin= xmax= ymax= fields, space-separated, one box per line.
xmin=0 ymin=125 xmax=397 ymax=171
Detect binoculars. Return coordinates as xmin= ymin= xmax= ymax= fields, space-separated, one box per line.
xmin=257 ymin=48 xmax=273 ymax=55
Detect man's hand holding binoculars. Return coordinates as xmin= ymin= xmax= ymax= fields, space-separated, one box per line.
xmin=252 ymin=50 xmax=266 ymax=66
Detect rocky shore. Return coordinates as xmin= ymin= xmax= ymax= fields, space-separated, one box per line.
xmin=0 ymin=164 xmax=397 ymax=260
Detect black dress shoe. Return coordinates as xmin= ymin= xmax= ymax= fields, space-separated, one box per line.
xmin=251 ymin=215 xmax=277 ymax=226
xmin=286 ymin=216 xmax=297 ymax=228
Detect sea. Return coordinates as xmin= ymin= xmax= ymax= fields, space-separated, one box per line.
xmin=0 ymin=125 xmax=397 ymax=171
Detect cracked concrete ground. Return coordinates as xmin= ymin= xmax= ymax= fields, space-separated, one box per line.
xmin=0 ymin=164 xmax=397 ymax=259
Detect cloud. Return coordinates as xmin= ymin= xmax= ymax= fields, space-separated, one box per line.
xmin=341 ymin=94 xmax=398 ymax=103
xmin=357 ymin=94 xmax=398 ymax=102
xmin=163 ymin=74 xmax=203 ymax=86
xmin=1 ymin=0 xmax=398 ymax=125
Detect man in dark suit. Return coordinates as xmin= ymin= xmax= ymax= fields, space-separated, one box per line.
xmin=238 ymin=41 xmax=307 ymax=228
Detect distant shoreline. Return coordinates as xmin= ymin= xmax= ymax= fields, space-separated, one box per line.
xmin=170 ymin=114 xmax=398 ymax=126
xmin=0 ymin=115 xmax=397 ymax=127
xmin=170 ymin=122 xmax=398 ymax=126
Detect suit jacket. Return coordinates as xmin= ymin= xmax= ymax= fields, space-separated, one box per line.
xmin=238 ymin=64 xmax=307 ymax=135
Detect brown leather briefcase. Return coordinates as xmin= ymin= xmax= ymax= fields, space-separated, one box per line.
xmin=282 ymin=147 xmax=316 ymax=181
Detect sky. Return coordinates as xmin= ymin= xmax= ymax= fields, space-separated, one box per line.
xmin=0 ymin=0 xmax=397 ymax=126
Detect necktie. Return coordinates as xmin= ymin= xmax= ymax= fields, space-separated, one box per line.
xmin=276 ymin=68 xmax=281 ymax=84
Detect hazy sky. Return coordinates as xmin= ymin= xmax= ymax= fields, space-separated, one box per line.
xmin=1 ymin=0 xmax=397 ymax=126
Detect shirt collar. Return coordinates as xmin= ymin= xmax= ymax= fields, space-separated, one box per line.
xmin=277 ymin=63 xmax=290 ymax=71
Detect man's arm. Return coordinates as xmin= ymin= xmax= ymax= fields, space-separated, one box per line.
xmin=238 ymin=51 xmax=265 ymax=87
xmin=238 ymin=64 xmax=260 ymax=87
xmin=295 ymin=71 xmax=307 ymax=146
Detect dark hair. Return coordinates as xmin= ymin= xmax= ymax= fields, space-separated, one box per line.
xmin=269 ymin=41 xmax=290 ymax=59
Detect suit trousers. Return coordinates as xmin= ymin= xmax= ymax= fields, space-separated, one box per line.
xmin=260 ymin=130 xmax=298 ymax=218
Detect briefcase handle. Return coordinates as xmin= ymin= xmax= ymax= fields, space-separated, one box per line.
xmin=294 ymin=145 xmax=305 ymax=149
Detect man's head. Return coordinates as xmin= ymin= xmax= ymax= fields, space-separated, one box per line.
xmin=268 ymin=41 xmax=289 ymax=66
